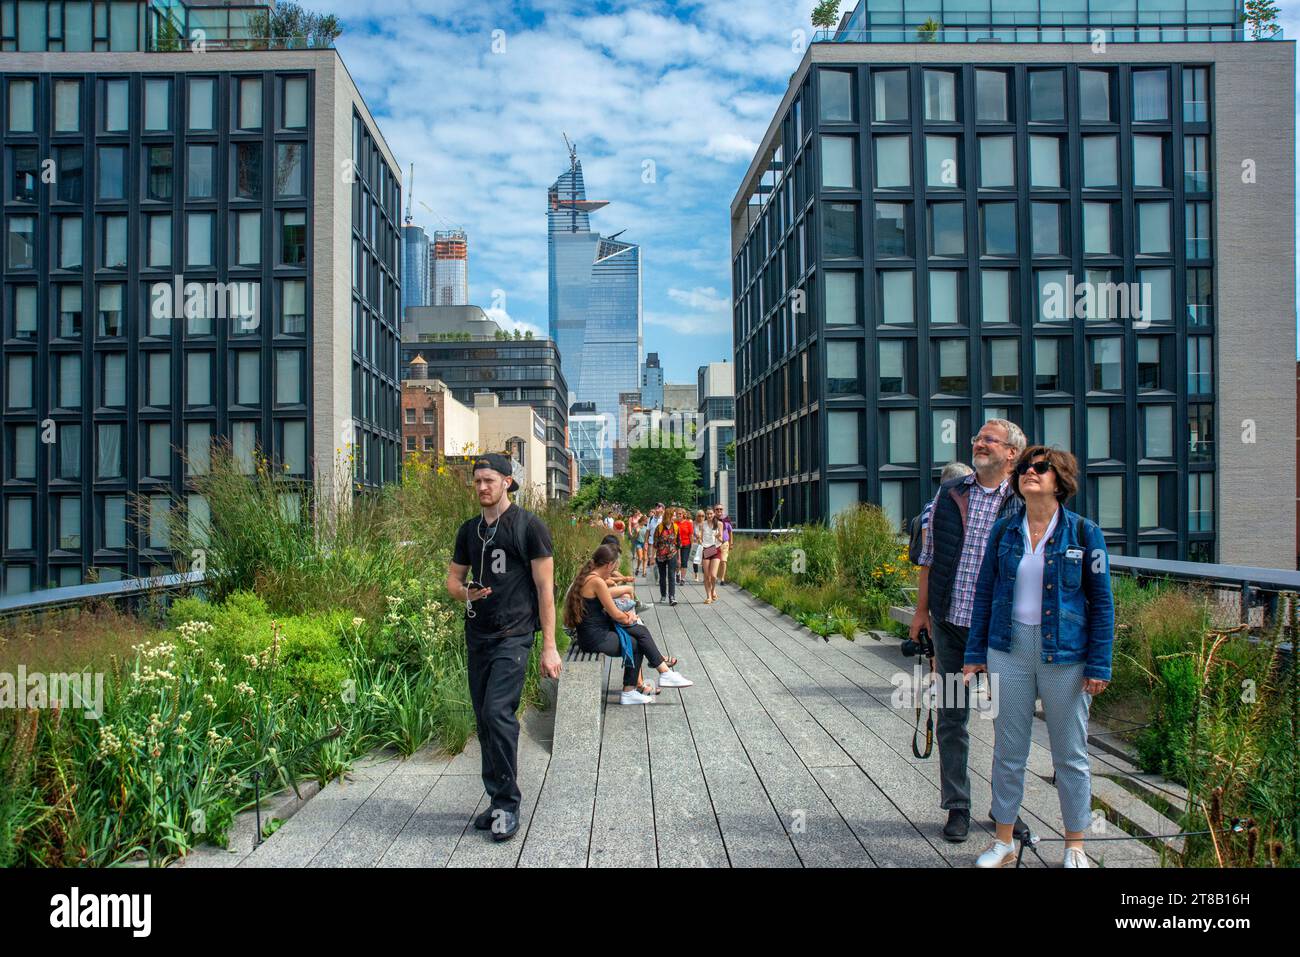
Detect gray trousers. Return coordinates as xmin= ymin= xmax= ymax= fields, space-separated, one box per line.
xmin=988 ymin=621 xmax=1093 ymax=833
xmin=932 ymin=618 xmax=971 ymax=811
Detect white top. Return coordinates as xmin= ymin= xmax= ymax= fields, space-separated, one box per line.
xmin=1012 ymin=509 xmax=1060 ymax=626
xmin=700 ymin=523 xmax=720 ymax=548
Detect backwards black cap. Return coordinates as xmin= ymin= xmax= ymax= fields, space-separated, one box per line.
xmin=472 ymin=452 xmax=519 ymax=492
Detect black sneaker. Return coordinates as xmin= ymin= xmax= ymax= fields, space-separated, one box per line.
xmin=669 ymin=599 xmax=678 ymax=606
xmin=491 ymin=810 xmax=519 ymax=842
xmin=473 ymin=808 xmax=494 ymax=831
xmin=942 ymin=809 xmax=970 ymax=843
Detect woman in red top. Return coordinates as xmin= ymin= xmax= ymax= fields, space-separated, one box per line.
xmin=675 ymin=509 xmax=694 ymax=587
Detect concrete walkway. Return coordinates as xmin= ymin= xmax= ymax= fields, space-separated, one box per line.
xmin=184 ymin=568 xmax=1160 ymax=868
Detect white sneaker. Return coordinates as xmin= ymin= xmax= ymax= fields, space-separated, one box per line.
xmin=1062 ymin=846 xmax=1089 ymax=868
xmin=619 ymin=689 xmax=656 ymax=705
xmin=657 ymin=670 xmax=694 ymax=688
xmin=974 ymin=839 xmax=1019 ymax=868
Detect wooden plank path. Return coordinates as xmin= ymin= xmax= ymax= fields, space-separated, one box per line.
xmin=183 ymin=567 xmax=1160 ymax=868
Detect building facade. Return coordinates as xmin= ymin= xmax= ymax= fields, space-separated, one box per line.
xmin=641 ymin=351 xmax=664 ymax=410
xmin=430 ymin=228 xmax=468 ymax=306
xmin=730 ymin=1 xmax=1295 ymax=567
xmin=400 ymin=306 xmax=570 ymax=499
xmin=0 ymin=19 xmax=401 ymax=593
xmin=401 ymin=223 xmax=430 ymax=315
xmin=663 ymin=382 xmax=698 ymax=414
xmin=568 ymin=401 xmax=605 ymax=483
xmin=698 ymin=361 xmax=737 ymax=519
xmin=548 ymin=150 xmax=642 ymax=476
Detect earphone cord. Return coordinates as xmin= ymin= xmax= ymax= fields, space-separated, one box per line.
xmin=466 ymin=518 xmax=498 ymax=620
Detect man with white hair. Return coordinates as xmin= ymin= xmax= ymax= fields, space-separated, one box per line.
xmin=912 ymin=419 xmax=1025 ymax=843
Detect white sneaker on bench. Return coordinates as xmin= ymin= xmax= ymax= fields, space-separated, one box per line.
xmin=657 ymin=671 xmax=693 ymax=688
xmin=619 ymin=689 xmax=656 ymax=705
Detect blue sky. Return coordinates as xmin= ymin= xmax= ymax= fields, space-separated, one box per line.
xmin=318 ymin=0 xmax=1300 ymax=379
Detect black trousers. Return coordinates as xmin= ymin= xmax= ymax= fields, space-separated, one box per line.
xmin=581 ymin=621 xmax=666 ymax=687
xmin=465 ymin=629 xmax=534 ymax=815
xmin=932 ymin=618 xmax=972 ymax=811
xmin=656 ymin=553 xmax=678 ymax=601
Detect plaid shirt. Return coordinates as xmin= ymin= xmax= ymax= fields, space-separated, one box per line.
xmin=918 ymin=474 xmax=1014 ymax=628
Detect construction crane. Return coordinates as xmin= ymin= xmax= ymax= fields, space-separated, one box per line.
xmin=404 ymin=162 xmax=415 ymax=225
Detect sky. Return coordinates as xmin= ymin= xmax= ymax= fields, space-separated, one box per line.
xmin=316 ymin=0 xmax=1300 ymax=380
xmin=314 ymin=0 xmax=813 ymax=385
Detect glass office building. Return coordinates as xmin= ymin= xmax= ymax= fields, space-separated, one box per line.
xmin=548 ymin=154 xmax=642 ymax=477
xmin=731 ymin=0 xmax=1295 ymax=567
xmin=0 ymin=32 xmax=401 ymax=593
xmin=401 ymin=223 xmax=430 ymax=315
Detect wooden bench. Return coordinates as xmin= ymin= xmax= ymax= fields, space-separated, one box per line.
xmin=550 ymin=636 xmax=613 ymax=773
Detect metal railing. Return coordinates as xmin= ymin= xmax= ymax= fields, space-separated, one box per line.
xmin=0 ymin=571 xmax=204 ymax=619
xmin=812 ymin=25 xmax=1260 ymax=43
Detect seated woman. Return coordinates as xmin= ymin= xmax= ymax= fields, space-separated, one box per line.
xmin=564 ymin=544 xmax=693 ymax=705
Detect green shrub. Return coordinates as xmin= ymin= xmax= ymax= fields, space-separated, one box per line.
xmin=1136 ymin=653 xmax=1199 ymax=778
xmin=794 ymin=524 xmax=838 ymax=586
xmin=166 ymin=595 xmax=214 ymax=629
xmin=833 ymin=504 xmax=909 ymax=594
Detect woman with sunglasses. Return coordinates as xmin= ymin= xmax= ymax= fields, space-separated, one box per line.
xmin=963 ymin=446 xmax=1114 ymax=868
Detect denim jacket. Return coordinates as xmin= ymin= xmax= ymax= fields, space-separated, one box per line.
xmin=964 ymin=505 xmax=1114 ymax=681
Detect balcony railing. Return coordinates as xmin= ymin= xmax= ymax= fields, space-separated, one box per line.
xmin=812 ymin=25 xmax=1263 ymax=44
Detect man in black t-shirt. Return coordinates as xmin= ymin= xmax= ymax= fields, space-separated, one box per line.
xmin=446 ymin=453 xmax=560 ymax=842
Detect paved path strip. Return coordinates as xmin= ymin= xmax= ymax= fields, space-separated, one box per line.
xmin=184 ymin=564 xmax=1164 ymax=868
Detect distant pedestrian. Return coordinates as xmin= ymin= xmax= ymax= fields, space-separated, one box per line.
xmin=675 ymin=509 xmax=694 ymax=586
xmin=653 ymin=510 xmax=679 ymax=606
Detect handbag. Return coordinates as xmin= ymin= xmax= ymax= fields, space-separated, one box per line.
xmin=702 ymin=546 xmax=720 ymax=560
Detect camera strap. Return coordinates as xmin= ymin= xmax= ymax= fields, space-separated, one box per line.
xmin=912 ymin=655 xmax=935 ymax=759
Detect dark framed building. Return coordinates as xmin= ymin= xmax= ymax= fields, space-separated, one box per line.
xmin=731 ymin=0 xmax=1295 ymax=567
xmin=400 ymin=306 xmax=571 ymax=499
xmin=0 ymin=35 xmax=401 ymax=594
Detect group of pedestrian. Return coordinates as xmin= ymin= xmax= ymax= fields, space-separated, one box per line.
xmin=630 ymin=502 xmax=732 ymax=606
xmin=910 ymin=419 xmax=1114 ymax=868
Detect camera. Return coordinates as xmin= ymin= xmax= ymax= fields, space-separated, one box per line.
xmin=901 ymin=626 xmax=934 ymax=660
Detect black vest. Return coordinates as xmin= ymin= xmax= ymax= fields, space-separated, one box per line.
xmin=927 ymin=477 xmax=1023 ymax=625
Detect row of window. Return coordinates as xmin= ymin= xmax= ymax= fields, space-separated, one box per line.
xmin=4 ymin=74 xmax=310 ymax=136
xmin=3 ymin=348 xmax=307 ymax=413
xmin=822 ymin=132 xmax=1211 ymax=192
xmin=819 ymin=65 xmax=1209 ymax=128
xmin=4 ymin=208 xmax=308 ymax=270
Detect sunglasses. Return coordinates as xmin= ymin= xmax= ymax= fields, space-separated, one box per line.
xmin=1016 ymin=460 xmax=1054 ymax=476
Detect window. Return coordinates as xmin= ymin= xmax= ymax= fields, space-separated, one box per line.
xmin=8 ymin=425 xmax=36 ymax=479
xmin=879 ymin=340 xmax=906 ymax=394
xmin=980 ymin=202 xmax=1016 ymax=256
xmin=56 ymin=147 xmax=83 ymax=202
xmin=826 ymin=340 xmax=859 ymax=395
xmin=1029 ymin=136 xmax=1061 ymax=188
xmin=275 ymin=350 xmax=303 ymax=404
xmin=820 ymin=69 xmax=853 ymax=123
xmin=981 ymin=271 xmax=1012 ymax=324
xmin=102 ymin=79 xmax=128 ymax=131
xmin=874 ymin=203 xmax=908 ymax=257
xmin=885 ymin=409 xmax=917 ymax=464
xmin=1188 ymin=403 xmax=1214 ymax=463
xmin=146 ymin=423 xmax=171 ymax=478
xmin=873 ymin=70 xmax=908 ymax=122
xmin=928 ymin=202 xmax=964 ymax=256
xmin=1030 ymin=203 xmax=1062 ymax=256
xmin=187 ymin=212 xmax=214 ymax=267
xmin=979 ymin=135 xmax=1014 ymax=188
xmin=280 ymin=420 xmax=307 ymax=475
xmin=929 ymin=271 xmax=960 ymax=325
xmin=1138 ymin=268 xmax=1172 ymax=324
xmin=97 ymin=285 xmax=124 ymax=337
xmin=1186 ymin=202 xmax=1211 ymax=259
xmin=234 ymin=143 xmax=262 ymax=199
xmin=1188 ymin=337 xmax=1212 ymax=393
xmin=9 ymin=286 xmax=37 ymax=339
xmin=1184 ymin=136 xmax=1210 ymax=193
xmin=873 ymin=136 xmax=911 ymax=190
xmin=1036 ymin=270 xmax=1069 ymax=322
xmin=1189 ymin=474 xmax=1213 ymax=533
xmin=1092 ymin=476 xmax=1123 ymax=528
xmin=1187 ymin=268 xmax=1213 ymax=327
xmin=825 ymin=272 xmax=858 ymax=325
xmin=1035 ymin=338 xmax=1062 ymax=391
xmin=1183 ymin=67 xmax=1209 ymax=123
xmin=1083 ymin=202 xmax=1113 ymax=255
xmin=56 ymin=424 xmax=81 ymax=478
xmin=7 ymin=216 xmax=35 ymax=268
xmin=1133 ymin=70 xmax=1168 ymax=122
xmin=1041 ymin=406 xmax=1071 ymax=452
xmin=233 ymin=422 xmax=257 ymax=473
xmin=936 ymin=339 xmax=967 ymax=393
xmin=1028 ymin=71 xmax=1064 ymax=122
xmin=57 ymin=285 xmax=82 ymax=337
xmin=1079 ymin=70 xmax=1111 ymax=122
xmin=1133 ymin=135 xmax=1163 ymax=188
xmin=6 ymin=497 xmax=33 ymax=550
xmin=57 ymin=497 xmax=82 ymax=550
xmin=1090 ymin=337 xmax=1122 ymax=391
xmin=275 ymin=143 xmax=305 ymax=196
xmin=989 ymin=338 xmax=1019 ymax=393
xmin=101 ymin=353 xmax=126 ymax=407
xmin=58 ymin=354 xmax=82 ymax=408
xmin=1087 ymin=406 xmax=1114 ymax=461
xmin=148 ymin=496 xmax=171 ymax=549
xmin=97 ymin=424 xmax=123 ymax=478
xmin=925 ymin=135 xmax=958 ymax=188
xmin=10 ymin=146 xmax=38 ymax=201
xmin=404 ymin=407 xmax=416 ymax=424
xmin=144 ymin=78 xmax=170 ymax=131
xmin=6 ymin=355 xmax=34 ymax=409
xmin=879 ymin=271 xmax=913 ymax=325
xmin=236 ymin=211 xmax=261 ymax=266
xmin=187 ymin=144 xmax=216 ymax=198
xmin=282 ymin=211 xmax=307 ymax=265
xmin=186 ymin=423 xmax=212 ymax=476
xmin=237 ymin=77 xmax=263 ymax=129
xmin=1082 ymin=136 xmax=1117 ymax=188
xmin=188 ymin=77 xmax=216 ymax=131
xmin=187 ymin=352 xmax=212 ymax=405
xmin=144 ymin=145 xmax=173 ymax=201
xmin=821 ymin=135 xmax=856 ymax=189
xmin=147 ymin=214 xmax=172 ymax=268
xmin=96 ymin=147 xmax=127 ymax=201
xmin=236 ymin=351 xmax=260 ymax=405
xmin=828 ymin=411 xmax=860 ymax=466
xmin=103 ymin=495 xmax=128 ymax=549
xmin=7 ymin=79 xmax=34 ymax=132
xmin=58 ymin=216 xmax=82 ymax=268
xmin=283 ymin=76 xmax=309 ymax=128
xmin=146 ymin=353 xmax=170 ymax=406
xmin=281 ymin=279 xmax=307 ymax=334
xmin=975 ymin=70 xmax=1008 ymax=122
xmin=923 ymin=71 xmax=956 ymax=122
xmin=1136 ymin=202 xmax=1170 ymax=255
xmin=1143 ymin=405 xmax=1174 ymax=459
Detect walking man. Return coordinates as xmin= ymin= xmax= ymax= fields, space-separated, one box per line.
xmin=446 ymin=453 xmax=563 ymax=842
xmin=911 ymin=420 xmax=1025 ymax=842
